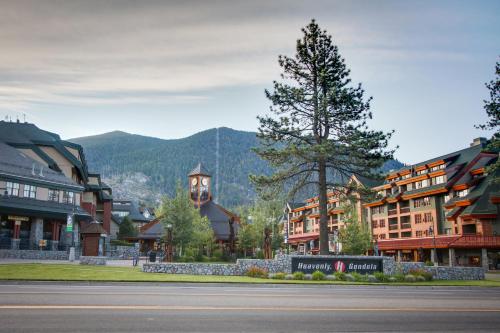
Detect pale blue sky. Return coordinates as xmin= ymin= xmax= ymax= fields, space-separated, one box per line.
xmin=0 ymin=0 xmax=498 ymax=164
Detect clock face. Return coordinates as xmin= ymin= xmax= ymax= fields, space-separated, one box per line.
xmin=191 ymin=178 xmax=198 ymax=186
xmin=201 ymin=177 xmax=208 ymax=186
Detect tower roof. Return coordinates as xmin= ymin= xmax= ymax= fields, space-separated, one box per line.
xmin=188 ymin=162 xmax=211 ymax=177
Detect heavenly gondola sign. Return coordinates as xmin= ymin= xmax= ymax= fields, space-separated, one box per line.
xmin=291 ymin=257 xmax=383 ymax=275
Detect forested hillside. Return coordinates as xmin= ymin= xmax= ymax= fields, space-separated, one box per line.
xmin=71 ymin=128 xmax=404 ymax=207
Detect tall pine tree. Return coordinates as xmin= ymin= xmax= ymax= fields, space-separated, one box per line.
xmin=251 ymin=20 xmax=394 ymax=254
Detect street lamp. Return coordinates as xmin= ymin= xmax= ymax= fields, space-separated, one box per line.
xmin=166 ymin=223 xmax=173 ymax=262
xmin=429 ymin=226 xmax=437 ymax=266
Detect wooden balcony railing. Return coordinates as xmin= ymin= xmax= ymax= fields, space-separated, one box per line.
xmin=388 ymin=209 xmax=398 ymax=216
xmin=400 ymin=223 xmax=412 ymax=229
xmin=399 ymin=207 xmax=410 ymax=214
xmin=389 ymin=224 xmax=398 ymax=230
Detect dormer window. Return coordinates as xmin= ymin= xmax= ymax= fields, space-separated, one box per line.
xmin=23 ymin=184 xmax=37 ymax=199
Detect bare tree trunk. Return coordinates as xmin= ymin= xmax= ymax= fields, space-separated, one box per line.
xmin=318 ymin=159 xmax=329 ymax=255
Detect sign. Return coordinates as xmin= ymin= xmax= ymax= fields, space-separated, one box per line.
xmin=298 ymin=244 xmax=305 ymax=255
xmin=291 ymin=257 xmax=383 ymax=275
xmin=8 ymin=215 xmax=29 ymax=222
xmin=66 ymin=214 xmax=73 ymax=232
xmin=38 ymin=239 xmax=47 ymax=247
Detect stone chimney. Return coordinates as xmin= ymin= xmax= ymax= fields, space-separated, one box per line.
xmin=470 ymin=137 xmax=487 ymax=147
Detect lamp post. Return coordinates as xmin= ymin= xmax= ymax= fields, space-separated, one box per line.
xmin=166 ymin=223 xmax=173 ymax=262
xmin=429 ymin=226 xmax=437 ymax=266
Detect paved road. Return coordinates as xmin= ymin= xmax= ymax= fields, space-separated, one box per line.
xmin=0 ymin=282 xmax=499 ymax=332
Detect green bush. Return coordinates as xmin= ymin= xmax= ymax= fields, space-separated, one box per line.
xmin=246 ymin=266 xmax=268 ymax=278
xmin=416 ymin=275 xmax=426 ymax=282
xmin=394 ymin=273 xmax=405 ymax=282
xmin=374 ymin=272 xmax=389 ymax=282
xmin=404 ymin=274 xmax=417 ymax=283
xmin=409 ymin=269 xmax=433 ymax=281
xmin=334 ymin=271 xmax=346 ymax=281
xmin=344 ymin=274 xmax=355 ymax=282
xmin=256 ymin=250 xmax=265 ymax=259
xmin=351 ymin=272 xmax=367 ymax=282
xmin=424 ymin=260 xmax=434 ymax=266
xmin=293 ymin=271 xmax=305 ymax=280
xmin=212 ymin=249 xmax=223 ymax=261
xmin=312 ymin=271 xmax=326 ymax=281
xmin=272 ymin=272 xmax=286 ymax=280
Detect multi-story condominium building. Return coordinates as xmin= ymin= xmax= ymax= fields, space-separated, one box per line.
xmin=284 ymin=175 xmax=377 ymax=254
xmin=366 ymin=138 xmax=499 ymax=268
xmin=283 ymin=138 xmax=499 ymax=269
xmin=0 ymin=120 xmax=113 ymax=251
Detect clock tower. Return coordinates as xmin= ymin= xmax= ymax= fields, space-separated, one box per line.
xmin=188 ymin=162 xmax=211 ymax=207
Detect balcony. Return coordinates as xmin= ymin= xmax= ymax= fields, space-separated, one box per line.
xmin=389 ymin=224 xmax=398 ymax=231
xmin=388 ymin=209 xmax=398 ymax=216
xmin=399 ymin=207 xmax=410 ymax=214
xmin=400 ymin=223 xmax=411 ymax=229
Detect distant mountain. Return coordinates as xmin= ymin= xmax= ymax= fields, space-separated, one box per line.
xmin=71 ymin=128 xmax=404 ymax=208
xmin=71 ymin=128 xmax=271 ymax=207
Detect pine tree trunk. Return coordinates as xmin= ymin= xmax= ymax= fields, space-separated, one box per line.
xmin=318 ymin=159 xmax=329 ymax=255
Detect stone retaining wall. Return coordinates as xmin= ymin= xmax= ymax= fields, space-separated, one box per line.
xmin=79 ymin=256 xmax=107 ymax=265
xmin=0 ymin=249 xmax=74 ymax=260
xmin=397 ymin=262 xmax=485 ymax=280
xmin=108 ymin=246 xmax=138 ymax=259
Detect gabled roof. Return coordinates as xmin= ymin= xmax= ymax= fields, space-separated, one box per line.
xmin=199 ymin=200 xmax=239 ymax=240
xmin=0 ymin=142 xmax=83 ymax=190
xmin=188 ymin=162 xmax=211 ymax=177
xmin=459 ymin=171 xmax=499 ymax=218
xmin=352 ymin=174 xmax=385 ymax=189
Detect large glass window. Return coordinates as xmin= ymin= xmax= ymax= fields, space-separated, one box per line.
xmin=48 ymin=189 xmax=59 ymax=202
xmin=62 ymin=191 xmax=74 ymax=204
xmin=23 ymin=185 xmax=36 ymax=199
xmin=6 ymin=182 xmax=20 ymax=196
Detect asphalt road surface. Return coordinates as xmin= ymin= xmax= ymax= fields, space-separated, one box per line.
xmin=0 ymin=282 xmax=499 ymax=332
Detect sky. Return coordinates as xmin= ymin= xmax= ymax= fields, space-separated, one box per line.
xmin=0 ymin=0 xmax=498 ymax=164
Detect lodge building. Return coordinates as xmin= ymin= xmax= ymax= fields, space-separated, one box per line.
xmin=284 ymin=138 xmax=500 ymax=269
xmin=0 ymin=121 xmax=113 ymax=254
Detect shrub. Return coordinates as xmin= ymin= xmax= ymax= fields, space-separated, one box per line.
xmin=388 ymin=276 xmax=397 ymax=283
xmin=304 ymin=274 xmax=313 ymax=280
xmin=351 ymin=272 xmax=367 ymax=282
xmin=344 ymin=274 xmax=355 ymax=282
xmin=367 ymin=275 xmax=378 ymax=283
xmin=312 ymin=270 xmax=326 ymax=281
xmin=409 ymin=269 xmax=433 ymax=281
xmin=256 ymin=250 xmax=265 ymax=259
xmin=293 ymin=271 xmax=305 ymax=280
xmin=394 ymin=273 xmax=405 ymax=282
xmin=424 ymin=260 xmax=434 ymax=267
xmin=246 ymin=266 xmax=268 ymax=278
xmin=334 ymin=271 xmax=346 ymax=281
xmin=285 ymin=274 xmax=294 ymax=280
xmin=212 ymin=249 xmax=223 ymax=261
xmin=272 ymin=272 xmax=286 ymax=280
xmin=326 ymin=275 xmax=336 ymax=281
xmin=404 ymin=274 xmax=417 ymax=283
xmin=374 ymin=272 xmax=389 ymax=282
xmin=416 ymin=275 xmax=426 ymax=282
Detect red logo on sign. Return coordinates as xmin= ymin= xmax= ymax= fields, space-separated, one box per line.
xmin=334 ymin=261 xmax=346 ymax=272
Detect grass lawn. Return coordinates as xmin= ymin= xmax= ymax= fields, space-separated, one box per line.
xmin=0 ymin=264 xmax=500 ymax=287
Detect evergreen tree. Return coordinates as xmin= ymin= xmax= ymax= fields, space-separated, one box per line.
xmin=117 ymin=216 xmax=137 ymax=239
xmin=338 ymin=198 xmax=371 ymax=255
xmin=236 ymin=221 xmax=255 ymax=258
xmin=477 ymin=60 xmax=499 ymax=182
xmin=251 ymin=20 xmax=394 ymax=254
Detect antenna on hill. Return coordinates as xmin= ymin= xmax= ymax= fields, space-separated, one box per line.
xmin=215 ymin=127 xmax=220 ymax=204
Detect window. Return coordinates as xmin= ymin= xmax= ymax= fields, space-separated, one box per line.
xmin=456 ymin=189 xmax=469 ymax=198
xmin=414 ymin=214 xmax=422 ymax=224
xmin=415 ymin=179 xmax=430 ymax=189
xmin=6 ymin=182 xmax=20 ymax=196
xmin=48 ymin=189 xmax=59 ymax=202
xmin=432 ymin=175 xmax=446 ymax=185
xmin=416 ymin=230 xmax=423 ymax=237
xmin=413 ymin=197 xmax=431 ymax=208
xmin=401 ymin=231 xmax=412 ymax=238
xmin=423 ymin=213 xmax=433 ymax=222
xmin=416 ymin=169 xmax=428 ymax=175
xmin=444 ymin=194 xmax=451 ymax=203
xmin=379 ymin=234 xmax=386 ymax=240
xmin=62 ymin=191 xmax=74 ymax=204
xmin=379 ymin=219 xmax=386 ymax=228
xmin=371 ymin=220 xmax=378 ymax=229
xmin=23 ymin=185 xmax=36 ymax=199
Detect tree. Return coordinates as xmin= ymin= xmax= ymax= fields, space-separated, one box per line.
xmin=250 ymin=20 xmax=394 ymax=254
xmin=477 ymin=60 xmax=499 ymax=182
xmin=190 ymin=214 xmax=215 ymax=257
xmin=156 ymin=181 xmax=208 ymax=256
xmin=338 ymin=197 xmax=371 ymax=255
xmin=117 ymin=216 xmax=137 ymax=239
xmin=236 ymin=221 xmax=255 ymax=258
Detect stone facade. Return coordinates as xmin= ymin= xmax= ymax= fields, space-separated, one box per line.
xmin=142 ymin=254 xmax=484 ymax=280
xmin=79 ymin=256 xmax=107 ymax=265
xmin=397 ymin=262 xmax=485 ymax=280
xmin=108 ymin=246 xmax=139 ymax=259
xmin=0 ymin=249 xmax=72 ymax=260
